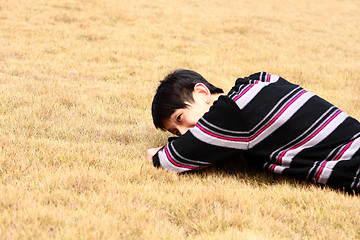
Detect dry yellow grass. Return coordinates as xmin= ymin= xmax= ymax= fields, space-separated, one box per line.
xmin=1 ymin=0 xmax=360 ymax=239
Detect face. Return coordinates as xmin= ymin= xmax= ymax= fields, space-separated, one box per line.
xmin=163 ymin=92 xmax=211 ymax=136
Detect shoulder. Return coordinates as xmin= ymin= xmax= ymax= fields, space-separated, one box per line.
xmin=196 ymin=95 xmax=251 ymax=136
xmin=203 ymin=95 xmax=245 ymax=123
xmin=227 ymin=72 xmax=280 ymax=100
xmin=233 ymin=72 xmax=280 ymax=86
xmin=208 ymin=95 xmax=241 ymax=116
xmin=227 ymin=72 xmax=302 ymax=109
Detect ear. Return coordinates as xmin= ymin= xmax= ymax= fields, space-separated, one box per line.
xmin=193 ymin=83 xmax=211 ymax=104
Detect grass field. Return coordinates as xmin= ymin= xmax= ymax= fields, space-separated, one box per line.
xmin=1 ymin=0 xmax=360 ymax=239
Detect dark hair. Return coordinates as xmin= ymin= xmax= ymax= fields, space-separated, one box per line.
xmin=151 ymin=69 xmax=224 ymax=130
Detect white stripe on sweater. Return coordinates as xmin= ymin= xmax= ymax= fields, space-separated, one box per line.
xmin=249 ymin=91 xmax=314 ymax=148
xmin=281 ymin=112 xmax=348 ymax=167
xmin=158 ymin=148 xmax=190 ymax=173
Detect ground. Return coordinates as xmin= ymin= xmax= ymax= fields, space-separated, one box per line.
xmin=0 ymin=0 xmax=360 ymax=239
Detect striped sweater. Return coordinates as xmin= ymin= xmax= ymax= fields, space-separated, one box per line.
xmin=153 ymin=72 xmax=360 ymax=191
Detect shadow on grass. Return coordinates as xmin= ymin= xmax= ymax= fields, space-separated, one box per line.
xmin=182 ymin=155 xmax=359 ymax=195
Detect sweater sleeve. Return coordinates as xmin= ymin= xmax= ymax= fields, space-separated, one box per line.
xmin=152 ymin=96 xmax=249 ymax=173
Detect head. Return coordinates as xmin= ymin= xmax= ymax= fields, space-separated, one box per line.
xmin=152 ymin=69 xmax=224 ymax=136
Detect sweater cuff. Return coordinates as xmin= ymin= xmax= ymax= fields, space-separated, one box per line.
xmin=152 ymin=151 xmax=161 ymax=168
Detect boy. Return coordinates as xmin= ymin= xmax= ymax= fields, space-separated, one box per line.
xmin=147 ymin=69 xmax=360 ymax=192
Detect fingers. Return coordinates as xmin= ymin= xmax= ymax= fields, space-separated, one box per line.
xmin=146 ymin=147 xmax=162 ymax=162
xmin=146 ymin=149 xmax=154 ymax=162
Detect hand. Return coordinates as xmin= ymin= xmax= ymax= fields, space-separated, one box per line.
xmin=146 ymin=147 xmax=162 ymax=162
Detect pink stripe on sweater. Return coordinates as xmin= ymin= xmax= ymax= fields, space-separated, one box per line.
xmin=198 ymin=90 xmax=307 ymax=143
xmin=334 ymin=140 xmax=354 ymax=161
xmin=249 ymin=90 xmax=307 ymax=141
xmin=233 ymin=81 xmax=258 ymax=101
xmin=278 ymin=109 xmax=342 ymax=163
xmin=267 ymin=74 xmax=271 ymax=82
xmin=164 ymin=145 xmax=196 ymax=169
xmin=196 ymin=124 xmax=249 ymax=141
xmin=270 ymin=164 xmax=276 ymax=172
xmin=315 ymin=161 xmax=327 ymax=182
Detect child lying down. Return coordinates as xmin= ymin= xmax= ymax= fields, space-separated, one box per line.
xmin=147 ymin=69 xmax=360 ymax=192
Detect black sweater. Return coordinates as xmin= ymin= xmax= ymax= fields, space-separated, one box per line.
xmin=153 ymin=72 xmax=360 ymax=191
